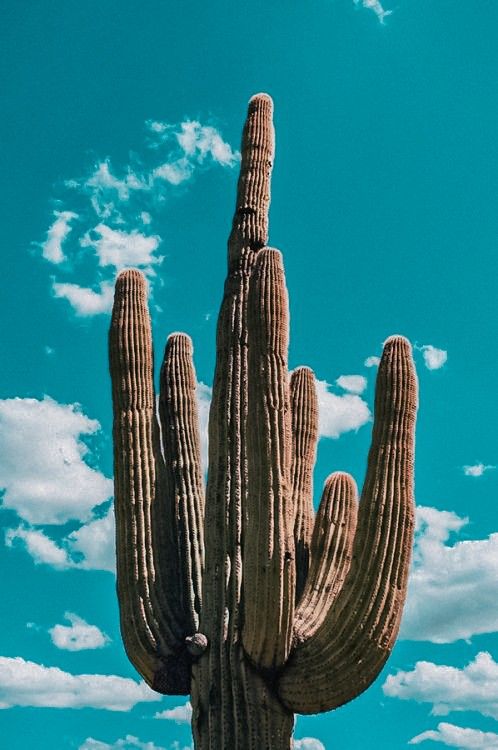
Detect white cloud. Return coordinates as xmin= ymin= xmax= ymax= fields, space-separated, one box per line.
xmin=52 ymin=280 xmax=114 ymax=316
xmin=176 ymin=121 xmax=239 ymax=166
xmin=383 ymin=652 xmax=498 ymax=721
xmin=336 ymin=374 xmax=367 ymax=394
xmin=39 ymin=210 xmax=78 ymax=264
xmin=79 ymin=738 xmax=191 ymax=750
xmin=364 ymin=355 xmax=380 ymax=368
xmin=353 ymin=0 xmax=392 ymax=23
xmin=400 ymin=506 xmax=498 ymax=643
xmin=294 ymin=739 xmax=326 ymax=750
xmin=0 ymin=397 xmax=113 ymax=524
xmin=196 ymin=382 xmax=211 ymax=472
xmin=49 ymin=613 xmax=110 ymax=651
xmin=315 ymin=379 xmax=371 ymax=439
xmin=152 ymin=158 xmax=192 ymax=186
xmin=80 ymin=224 xmax=162 ymax=273
xmin=83 ymin=161 xmax=148 ymax=219
xmin=155 ymin=701 xmax=192 ymax=723
xmin=409 ymin=722 xmax=498 ymax=748
xmin=419 ymin=344 xmax=448 ymax=370
xmin=463 ymin=463 xmax=495 ymax=477
xmin=7 ymin=508 xmax=116 ymax=573
xmin=0 ymin=656 xmax=160 ymax=711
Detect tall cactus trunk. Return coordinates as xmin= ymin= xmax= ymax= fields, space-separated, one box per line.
xmin=108 ymin=93 xmax=418 ymax=750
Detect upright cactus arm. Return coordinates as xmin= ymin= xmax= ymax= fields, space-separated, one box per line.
xmin=290 ymin=367 xmax=319 ymax=602
xmin=109 ymin=271 xmax=202 ymax=695
xmin=243 ymin=247 xmax=294 ymax=671
xmin=159 ymin=333 xmax=205 ymax=636
xmin=277 ymin=336 xmax=417 ymax=714
xmin=293 ymin=472 xmax=358 ymax=645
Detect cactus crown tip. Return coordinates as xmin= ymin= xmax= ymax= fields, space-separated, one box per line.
xmin=248 ymin=92 xmax=274 ymax=109
xmin=383 ymin=334 xmax=412 ymax=351
xmin=167 ymin=331 xmax=194 ymax=350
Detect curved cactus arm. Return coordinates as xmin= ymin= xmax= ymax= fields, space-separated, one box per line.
xmin=159 ymin=333 xmax=205 ymax=635
xmin=193 ymin=94 xmax=275 ymax=748
xmin=293 ymin=472 xmax=358 ymax=645
xmin=277 ymin=336 xmax=417 ymax=714
xmin=290 ymin=367 xmax=319 ymax=602
xmin=242 ymin=247 xmax=294 ymax=671
xmin=109 ymin=270 xmax=190 ymax=695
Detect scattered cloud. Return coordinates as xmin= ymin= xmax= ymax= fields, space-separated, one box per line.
xmin=155 ymin=701 xmax=192 ymax=723
xmin=336 ymin=374 xmax=367 ymax=394
xmin=409 ymin=722 xmax=498 ymax=748
xmin=79 ymin=738 xmax=191 ymax=750
xmin=315 ymin=379 xmax=371 ymax=439
xmin=6 ymin=525 xmax=72 ymax=569
xmin=294 ymin=739 xmax=326 ymax=750
xmin=364 ymin=355 xmax=380 ymax=368
xmin=353 ymin=0 xmax=392 ymax=24
xmin=38 ymin=210 xmax=78 ymax=264
xmin=49 ymin=612 xmax=110 ymax=651
xmin=463 ymin=463 xmax=495 ymax=478
xmin=418 ymin=344 xmax=448 ymax=371
xmin=383 ymin=651 xmax=498 ymax=721
xmin=38 ymin=116 xmax=238 ymax=317
xmin=196 ymin=382 xmax=211 ymax=472
xmin=400 ymin=506 xmax=498 ymax=643
xmin=0 ymin=397 xmax=113 ymax=525
xmin=0 ymin=656 xmax=160 ymax=711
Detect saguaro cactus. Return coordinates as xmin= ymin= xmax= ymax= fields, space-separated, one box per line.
xmin=109 ymin=94 xmax=418 ymax=749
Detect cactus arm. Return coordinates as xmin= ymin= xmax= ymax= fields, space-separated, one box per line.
xmin=242 ymin=247 xmax=294 ymax=670
xmin=193 ymin=94 xmax=277 ymax=748
xmin=159 ymin=333 xmax=205 ymax=635
xmin=293 ymin=472 xmax=358 ymax=645
xmin=277 ymin=336 xmax=417 ymax=713
xmin=109 ymin=270 xmax=190 ymax=694
xmin=290 ymin=367 xmax=319 ymax=602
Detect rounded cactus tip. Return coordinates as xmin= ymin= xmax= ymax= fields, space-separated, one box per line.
xmin=292 ymin=365 xmax=315 ymax=377
xmin=325 ymin=471 xmax=358 ymax=492
xmin=248 ymin=92 xmax=274 ymax=111
xmin=382 ymin=334 xmax=412 ymax=353
xmin=166 ymin=331 xmax=194 ymax=352
xmin=115 ymin=267 xmax=148 ymax=293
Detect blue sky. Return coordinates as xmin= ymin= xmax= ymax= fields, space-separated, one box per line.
xmin=2 ymin=1 xmax=498 ymax=748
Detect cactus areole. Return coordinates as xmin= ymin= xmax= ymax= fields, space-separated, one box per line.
xmin=108 ymin=94 xmax=418 ymax=749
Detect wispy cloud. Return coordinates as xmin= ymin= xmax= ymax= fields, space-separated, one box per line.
xmin=48 ymin=612 xmax=110 ymax=652
xmin=417 ymin=344 xmax=448 ymax=371
xmin=316 ymin=378 xmax=371 ymax=439
xmin=353 ymin=0 xmax=392 ymax=24
xmin=400 ymin=506 xmax=498 ymax=643
xmin=364 ymin=355 xmax=380 ymax=368
xmin=155 ymin=701 xmax=192 ymax=723
xmin=37 ymin=116 xmax=239 ymax=316
xmin=336 ymin=374 xmax=367 ymax=395
xmin=463 ymin=463 xmax=495 ymax=477
xmin=0 ymin=656 xmax=160 ymax=711
xmin=79 ymin=737 xmax=192 ymax=750
xmin=409 ymin=722 xmax=498 ymax=748
xmin=383 ymin=651 xmax=498 ymax=721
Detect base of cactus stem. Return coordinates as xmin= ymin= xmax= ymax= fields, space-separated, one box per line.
xmin=190 ymin=644 xmax=294 ymax=750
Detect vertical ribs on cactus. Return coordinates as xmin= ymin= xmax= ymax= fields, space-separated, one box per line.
xmin=109 ymin=93 xmax=418 ymax=749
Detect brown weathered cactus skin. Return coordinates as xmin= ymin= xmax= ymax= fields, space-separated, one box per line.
xmin=109 ymin=95 xmax=418 ymax=749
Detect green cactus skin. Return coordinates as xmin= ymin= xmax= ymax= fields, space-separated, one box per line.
xmin=108 ymin=94 xmax=418 ymax=749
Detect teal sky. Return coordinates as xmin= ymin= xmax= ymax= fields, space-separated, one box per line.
xmin=2 ymin=1 xmax=498 ymax=749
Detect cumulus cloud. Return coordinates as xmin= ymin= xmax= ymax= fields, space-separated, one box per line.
xmin=40 ymin=115 xmax=238 ymax=317
xmin=0 ymin=396 xmax=113 ymax=524
xmin=52 ymin=280 xmax=114 ymax=316
xmin=294 ymin=739 xmax=326 ymax=750
xmin=336 ymin=374 xmax=367 ymax=394
xmin=49 ymin=612 xmax=110 ymax=651
xmin=364 ymin=355 xmax=380 ymax=368
xmin=7 ymin=508 xmax=116 ymax=573
xmin=418 ymin=344 xmax=448 ymax=370
xmin=0 ymin=656 xmax=160 ymax=711
xmin=39 ymin=210 xmax=78 ymax=264
xmin=400 ymin=506 xmax=498 ymax=643
xmin=155 ymin=701 xmax=192 ymax=723
xmin=353 ymin=0 xmax=392 ymax=24
xmin=383 ymin=651 xmax=498 ymax=721
xmin=315 ymin=379 xmax=371 ymax=439
xmin=463 ymin=463 xmax=495 ymax=478
xmin=409 ymin=722 xmax=498 ymax=748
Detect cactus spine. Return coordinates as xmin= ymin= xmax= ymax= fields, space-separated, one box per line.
xmin=109 ymin=94 xmax=418 ymax=749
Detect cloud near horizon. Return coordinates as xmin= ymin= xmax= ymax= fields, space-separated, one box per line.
xmin=409 ymin=722 xmax=498 ymax=748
